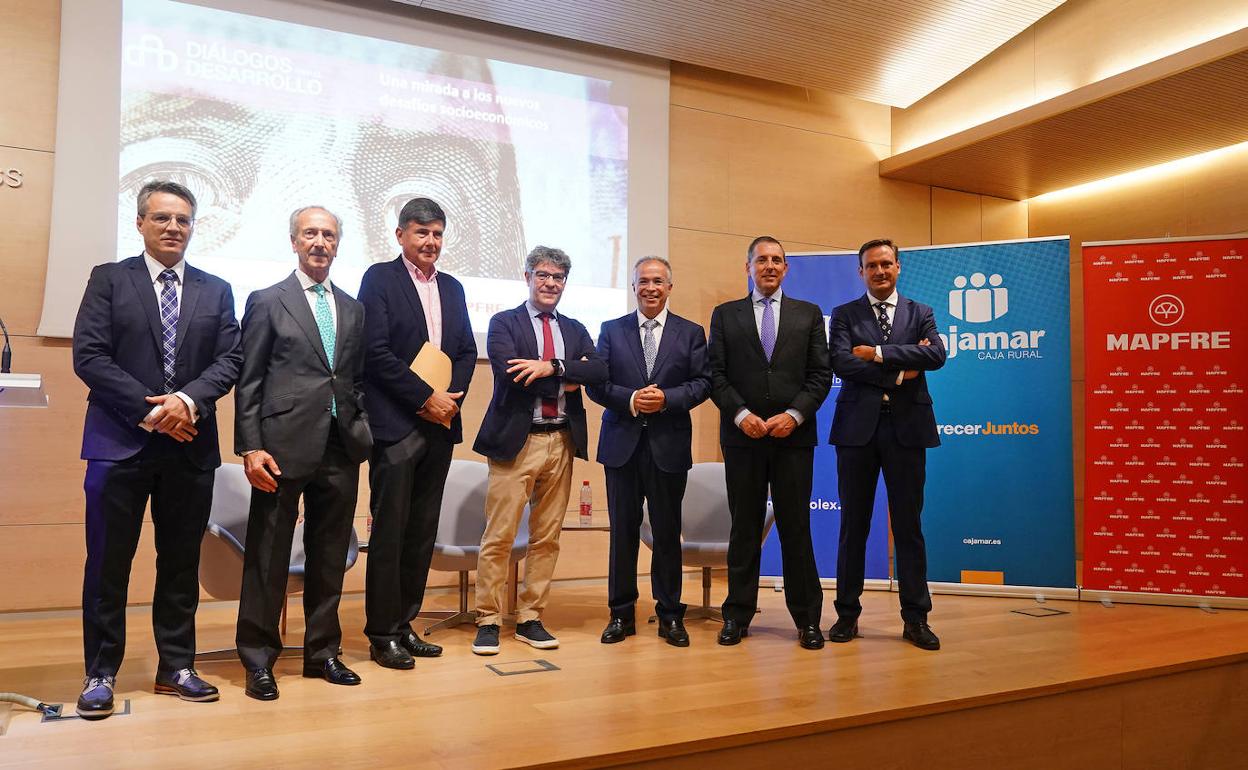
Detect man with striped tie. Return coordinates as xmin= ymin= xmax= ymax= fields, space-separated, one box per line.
xmin=234 ymin=206 xmax=373 ymax=700
xmin=72 ymin=180 xmax=242 ymax=719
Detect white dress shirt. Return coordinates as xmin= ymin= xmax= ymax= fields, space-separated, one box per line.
xmin=402 ymin=256 xmax=442 ymax=350
xmin=139 ymin=254 xmax=196 ymax=428
xmin=525 ymin=300 xmax=566 ymax=422
xmin=734 ymin=286 xmax=803 ymax=428
xmin=294 ymin=268 xmax=338 ymax=333
xmin=629 ymin=306 xmax=669 ymax=416
xmin=866 ymin=290 xmax=907 ymax=393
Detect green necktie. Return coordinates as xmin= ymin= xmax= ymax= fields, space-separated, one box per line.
xmin=312 ymin=283 xmax=336 ymax=417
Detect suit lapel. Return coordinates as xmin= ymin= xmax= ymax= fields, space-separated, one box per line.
xmin=858 ymin=295 xmax=885 ymax=345
xmin=332 ymin=294 xmax=355 ymax=369
xmin=648 ymin=313 xmax=677 ymax=378
xmin=771 ymin=295 xmax=802 ymax=360
xmin=622 ymin=313 xmax=648 ymax=378
xmin=278 ymin=273 xmax=331 ymax=371
xmin=174 ymin=265 xmax=203 ymax=351
xmin=735 ymin=296 xmax=768 ymax=362
xmin=395 ymin=257 xmax=431 ymax=342
xmin=127 ymin=257 xmax=165 ymax=357
xmin=513 ymin=303 xmax=539 ymax=359
xmin=891 ymin=296 xmax=911 ymax=341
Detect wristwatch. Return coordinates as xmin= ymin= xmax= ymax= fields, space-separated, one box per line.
xmin=550 ymin=358 xmax=565 ymax=377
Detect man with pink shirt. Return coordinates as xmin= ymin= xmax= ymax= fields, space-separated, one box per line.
xmin=357 ymin=198 xmax=477 ymax=669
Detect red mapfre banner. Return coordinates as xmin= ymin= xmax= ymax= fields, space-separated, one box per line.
xmin=1083 ymin=237 xmax=1247 ymax=599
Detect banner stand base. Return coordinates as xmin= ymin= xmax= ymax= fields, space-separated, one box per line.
xmin=1079 ymin=589 xmax=1248 ymax=611
xmin=763 ymin=577 xmax=893 ymax=592
xmin=924 ymin=581 xmax=1079 ymax=601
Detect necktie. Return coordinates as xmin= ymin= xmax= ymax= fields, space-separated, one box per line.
xmin=538 ymin=312 xmax=557 ymax=419
xmin=875 ymin=301 xmax=892 ymax=342
xmin=760 ymin=297 xmax=776 ymax=361
xmin=312 ymin=284 xmax=337 ymax=417
xmin=158 ymin=269 xmax=178 ymax=393
xmin=641 ymin=318 xmax=659 ymax=379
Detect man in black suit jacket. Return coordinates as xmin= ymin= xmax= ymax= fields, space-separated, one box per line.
xmin=234 ymin=206 xmax=373 ymax=700
xmin=357 ymin=198 xmax=476 ymax=669
xmin=828 ymin=238 xmax=946 ymax=651
xmin=709 ymin=236 xmax=830 ymax=650
xmin=471 ymin=246 xmax=607 ymax=655
xmin=587 ymin=256 xmax=711 ymax=647
xmin=72 ymin=180 xmax=241 ymax=719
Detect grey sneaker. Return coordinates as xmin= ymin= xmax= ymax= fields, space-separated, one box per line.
xmin=76 ymin=675 xmax=115 ymax=720
xmin=515 ymin=620 xmax=559 ymax=649
xmin=472 ymin=624 xmax=501 ymax=655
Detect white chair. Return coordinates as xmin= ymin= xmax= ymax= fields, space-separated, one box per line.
xmin=197 ymin=462 xmax=360 ymax=659
xmin=642 ymin=462 xmax=775 ymax=622
xmin=420 ymin=459 xmax=529 ymax=635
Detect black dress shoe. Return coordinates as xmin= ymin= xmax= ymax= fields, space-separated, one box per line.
xmin=304 ymin=656 xmax=363 ymax=685
xmin=600 ymin=617 xmax=637 ymax=644
xmin=903 ymin=622 xmax=941 ymax=651
xmin=154 ymin=668 xmax=220 ymax=702
xmin=400 ymin=631 xmax=443 ymax=658
xmin=828 ymin=617 xmax=859 ymax=644
xmin=798 ymin=625 xmax=825 ymax=650
xmin=658 ymin=618 xmax=690 ymax=647
xmin=717 ymin=620 xmax=749 ymax=646
xmin=245 ymin=668 xmax=279 ymax=701
xmin=370 ymin=639 xmax=415 ymax=670
xmin=75 ymin=676 xmax=115 ymax=719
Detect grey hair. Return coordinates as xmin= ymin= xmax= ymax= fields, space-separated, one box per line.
xmin=289 ymin=206 xmax=343 ymax=239
xmin=525 ymin=245 xmax=572 ymax=275
xmin=137 ymin=180 xmax=197 ymax=218
xmin=632 ymin=255 xmax=672 ymax=283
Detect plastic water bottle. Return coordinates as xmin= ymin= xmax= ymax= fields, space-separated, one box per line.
xmin=579 ymin=481 xmax=593 ymax=527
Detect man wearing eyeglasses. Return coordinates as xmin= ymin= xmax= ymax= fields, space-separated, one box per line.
xmin=71 ymin=180 xmax=242 ymax=718
xmin=471 ymin=246 xmax=608 ymax=655
xmin=586 ymin=256 xmax=711 ymax=647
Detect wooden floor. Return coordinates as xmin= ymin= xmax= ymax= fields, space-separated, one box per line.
xmin=1 ymin=578 xmax=1246 ymax=769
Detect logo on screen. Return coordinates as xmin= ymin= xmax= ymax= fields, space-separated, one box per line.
xmin=124 ymin=34 xmax=178 ymax=72
xmin=949 ymin=273 xmax=1008 ymax=322
xmin=1148 ymin=294 xmax=1184 ymax=327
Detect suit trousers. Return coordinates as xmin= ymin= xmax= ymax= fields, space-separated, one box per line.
xmin=721 ymin=444 xmax=823 ymax=628
xmin=476 ymin=429 xmax=573 ymax=627
xmin=604 ymin=437 xmax=687 ymax=622
xmin=833 ymin=409 xmax=932 ymax=624
xmin=236 ymin=422 xmax=358 ymax=670
xmin=82 ymin=435 xmax=213 ymax=677
xmin=364 ymin=426 xmax=453 ymax=644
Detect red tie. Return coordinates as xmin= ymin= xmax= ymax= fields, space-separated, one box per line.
xmin=539 ymin=312 xmax=558 ymax=419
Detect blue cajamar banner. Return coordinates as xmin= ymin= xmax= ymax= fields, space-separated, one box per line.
xmin=762 ymin=238 xmax=1075 ymax=590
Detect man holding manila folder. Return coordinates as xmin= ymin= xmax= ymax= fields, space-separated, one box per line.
xmin=357 ymin=197 xmax=476 ymax=669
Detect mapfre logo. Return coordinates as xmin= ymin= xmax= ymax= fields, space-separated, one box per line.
xmin=949 ymin=273 xmax=1008 ymax=322
xmin=1149 ymin=294 xmax=1184 ymax=327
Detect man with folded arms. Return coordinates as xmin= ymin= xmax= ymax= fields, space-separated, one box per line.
xmin=72 ymin=179 xmax=241 ymax=718
xmin=358 ymin=197 xmax=476 ymax=669
xmin=587 ymin=256 xmax=711 ymax=647
xmin=234 ymin=206 xmax=373 ymax=699
xmin=471 ymin=246 xmax=607 ymax=655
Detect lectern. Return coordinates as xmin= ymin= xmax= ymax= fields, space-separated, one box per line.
xmin=0 ymin=373 xmax=49 ymax=408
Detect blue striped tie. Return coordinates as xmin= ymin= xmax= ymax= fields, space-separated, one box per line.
xmin=158 ymin=269 xmax=178 ymax=393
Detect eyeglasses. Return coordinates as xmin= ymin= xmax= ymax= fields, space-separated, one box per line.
xmin=144 ymin=213 xmax=194 ymax=228
xmin=532 ymin=270 xmax=567 ymax=284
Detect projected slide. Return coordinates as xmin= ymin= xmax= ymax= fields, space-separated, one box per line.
xmin=117 ymin=0 xmax=629 ymax=335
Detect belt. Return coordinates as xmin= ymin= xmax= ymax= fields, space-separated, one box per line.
xmin=529 ymin=422 xmax=569 ymax=434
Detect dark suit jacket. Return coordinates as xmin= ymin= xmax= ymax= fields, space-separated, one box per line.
xmin=586 ymin=311 xmax=711 ymax=473
xmin=72 ymin=255 xmax=242 ymax=470
xmin=472 ymin=303 xmax=607 ymax=462
xmin=234 ymin=272 xmax=372 ymax=478
xmin=358 ymin=258 xmax=476 ymax=445
xmin=827 ymin=294 xmax=946 ymax=449
xmin=708 ymin=293 xmax=831 ymax=449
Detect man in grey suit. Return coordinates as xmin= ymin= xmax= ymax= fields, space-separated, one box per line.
xmin=234 ymin=206 xmax=373 ymax=700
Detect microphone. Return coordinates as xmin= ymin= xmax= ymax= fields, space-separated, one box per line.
xmin=0 ymin=314 xmax=11 ymax=373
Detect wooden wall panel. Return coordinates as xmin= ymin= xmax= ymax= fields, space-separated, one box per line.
xmin=0 ymin=147 xmax=55 ymax=336
xmin=931 ymin=187 xmax=981 ymax=245
xmin=0 ymin=0 xmax=60 ymax=151
xmin=981 ymin=196 xmax=1029 ymax=242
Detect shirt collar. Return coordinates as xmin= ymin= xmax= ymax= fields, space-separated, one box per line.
xmin=295 ymin=268 xmax=333 ymax=295
xmin=144 ymin=253 xmax=185 ymax=283
xmin=637 ymin=306 xmax=669 ymax=327
xmin=525 ymin=300 xmax=558 ymax=319
xmin=751 ymin=286 xmax=783 ymax=304
xmin=867 ymin=290 xmax=899 ymax=307
xmin=401 ymin=254 xmax=438 ymax=283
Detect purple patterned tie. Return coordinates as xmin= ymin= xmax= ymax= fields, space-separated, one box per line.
xmin=760 ymin=296 xmax=776 ymax=360
xmin=158 ymin=269 xmax=178 ymax=393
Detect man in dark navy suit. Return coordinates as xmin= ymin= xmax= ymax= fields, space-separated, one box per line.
xmin=828 ymin=238 xmax=946 ymax=651
xmin=357 ymin=197 xmax=476 ymax=669
xmin=587 ymin=256 xmax=710 ymax=647
xmin=470 ymin=246 xmax=607 ymax=655
xmin=234 ymin=206 xmax=373 ymax=700
xmin=709 ymin=236 xmax=831 ymax=650
xmin=72 ymin=180 xmax=242 ymax=718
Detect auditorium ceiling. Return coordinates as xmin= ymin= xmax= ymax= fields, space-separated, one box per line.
xmin=388 ymin=0 xmax=1066 ymax=108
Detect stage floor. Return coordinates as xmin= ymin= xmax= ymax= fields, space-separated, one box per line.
xmin=1 ymin=578 xmax=1246 ymax=768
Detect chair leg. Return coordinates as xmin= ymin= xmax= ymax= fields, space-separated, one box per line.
xmin=507 ymin=561 xmax=519 ymax=616
xmin=280 ymin=595 xmax=288 ymax=638
xmin=684 ymin=567 xmax=723 ymax=622
xmin=423 ymin=571 xmax=477 ymax=635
